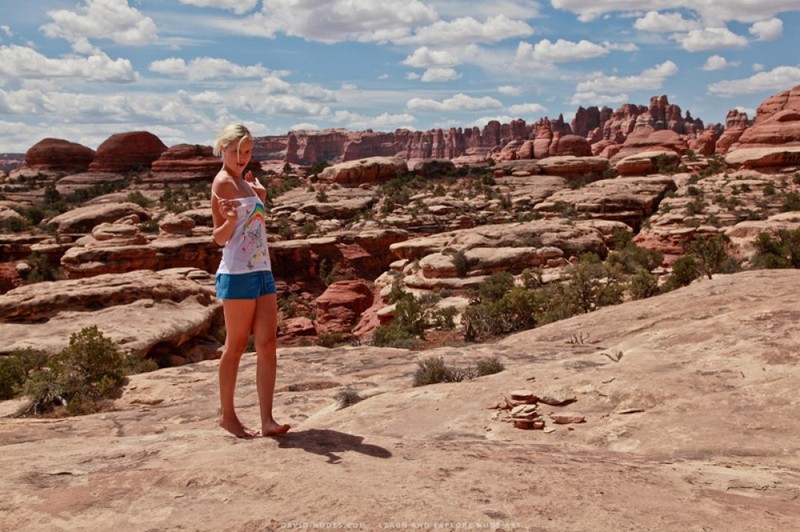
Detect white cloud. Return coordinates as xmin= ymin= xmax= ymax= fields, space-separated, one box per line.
xmin=701 ymin=55 xmax=739 ymax=71
xmin=672 ymin=27 xmax=748 ymax=52
xmin=753 ymin=63 xmax=765 ymax=72
xmin=421 ymin=68 xmax=462 ymax=82
xmin=0 ymin=45 xmax=137 ymax=83
xmin=575 ymin=60 xmax=679 ymax=93
xmin=178 ymin=0 xmax=259 ymax=15
xmin=406 ymin=72 xmax=421 ymax=80
xmin=749 ymin=18 xmax=783 ymax=41
xmin=515 ymin=38 xmax=623 ymax=65
xmin=551 ymin=0 xmax=800 ymax=24
xmin=402 ymin=47 xmax=461 ymax=68
xmin=1 ymin=25 xmax=13 ymax=39
xmin=570 ymin=91 xmax=630 ymax=106
xmin=333 ymin=110 xmax=417 ymax=130
xmin=238 ymin=0 xmax=437 ymax=43
xmin=634 ymin=11 xmax=702 ymax=32
xmin=707 ymin=65 xmax=800 ymax=96
xmin=431 ymin=0 xmax=542 ymax=20
xmin=378 ymin=74 xmax=390 ymax=80
xmin=498 ymin=85 xmax=523 ymax=96
xmin=41 ymin=0 xmax=158 ymax=49
xmin=395 ymin=15 xmax=533 ymax=46
xmin=407 ymin=93 xmax=503 ymax=112
xmin=289 ymin=122 xmax=320 ymax=131
xmin=149 ymin=57 xmax=272 ymax=80
xmin=508 ymin=103 xmax=547 ymax=116
xmin=467 ymin=115 xmax=516 ymax=128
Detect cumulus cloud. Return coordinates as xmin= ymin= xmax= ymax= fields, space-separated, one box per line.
xmin=407 ymin=93 xmax=503 ymax=112
xmin=178 ymin=0 xmax=259 ymax=15
xmin=498 ymin=85 xmax=523 ymax=96
xmin=672 ymin=27 xmax=748 ymax=52
xmin=749 ymin=18 xmax=783 ymax=41
xmin=238 ymin=0 xmax=437 ymax=43
xmin=707 ymin=65 xmax=800 ymax=96
xmin=551 ymin=0 xmax=800 ymax=24
xmin=634 ymin=11 xmax=702 ymax=32
xmin=467 ymin=115 xmax=516 ymax=128
xmin=402 ymin=47 xmax=461 ymax=68
xmin=431 ymin=0 xmax=542 ymax=20
xmin=753 ymin=63 xmax=765 ymax=72
xmin=701 ymin=55 xmax=739 ymax=71
xmin=289 ymin=122 xmax=320 ymax=131
xmin=508 ymin=103 xmax=547 ymax=116
xmin=149 ymin=57 xmax=272 ymax=80
xmin=569 ymin=91 xmax=630 ymax=106
xmin=515 ymin=38 xmax=625 ymax=65
xmin=421 ymin=68 xmax=462 ymax=82
xmin=575 ymin=60 xmax=679 ymax=93
xmin=41 ymin=0 xmax=158 ymax=49
xmin=0 ymin=44 xmax=137 ymax=83
xmin=332 ymin=110 xmax=417 ymax=130
xmin=395 ymin=15 xmax=533 ymax=46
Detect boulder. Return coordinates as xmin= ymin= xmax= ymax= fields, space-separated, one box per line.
xmin=318 ymin=157 xmax=408 ymax=186
xmin=89 ymin=131 xmax=168 ymax=173
xmin=23 ymin=138 xmax=95 ymax=171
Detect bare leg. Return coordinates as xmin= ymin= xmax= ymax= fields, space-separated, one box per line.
xmin=252 ymin=293 xmax=290 ymax=436
xmin=219 ymin=298 xmax=258 ymax=438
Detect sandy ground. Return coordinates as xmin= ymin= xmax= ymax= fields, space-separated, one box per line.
xmin=1 ymin=269 xmax=799 ymax=531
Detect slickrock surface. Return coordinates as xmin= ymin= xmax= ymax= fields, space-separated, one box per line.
xmin=1 ymin=269 xmax=799 ymax=530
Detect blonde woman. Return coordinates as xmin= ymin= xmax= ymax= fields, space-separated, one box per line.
xmin=211 ymin=124 xmax=290 ymax=438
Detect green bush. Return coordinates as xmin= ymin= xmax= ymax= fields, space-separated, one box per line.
xmin=413 ymin=356 xmax=465 ymax=387
xmin=0 ymin=348 xmax=49 ymax=400
xmin=686 ymin=233 xmax=738 ymax=280
xmin=24 ymin=252 xmax=60 ymax=283
xmin=629 ymin=271 xmax=660 ymax=300
xmin=475 ymin=356 xmax=504 ymax=376
xmin=453 ymin=250 xmax=470 ymax=278
xmin=663 ymin=255 xmax=700 ymax=291
xmin=317 ymin=332 xmax=346 ymax=348
xmin=22 ymin=326 xmax=128 ymax=416
xmin=752 ymin=229 xmax=800 ymax=268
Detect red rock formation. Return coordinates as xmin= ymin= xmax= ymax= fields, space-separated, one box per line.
xmin=716 ymin=110 xmax=751 ymax=153
xmin=150 ymin=144 xmax=219 ymax=180
xmin=688 ymin=127 xmax=720 ymax=156
xmin=89 ymin=131 xmax=168 ymax=173
xmin=24 ymin=138 xmax=95 ymax=171
xmin=313 ymin=279 xmax=374 ymax=335
xmin=732 ymin=84 xmax=800 ymax=148
xmin=551 ymin=134 xmax=592 ymax=157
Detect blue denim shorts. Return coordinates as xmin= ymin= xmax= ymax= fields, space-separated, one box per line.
xmin=215 ymin=271 xmax=277 ymax=299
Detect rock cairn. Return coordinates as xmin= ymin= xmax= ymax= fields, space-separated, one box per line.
xmin=490 ymin=388 xmax=585 ymax=431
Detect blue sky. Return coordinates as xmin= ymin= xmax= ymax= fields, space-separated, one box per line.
xmin=1 ymin=0 xmax=800 ymax=153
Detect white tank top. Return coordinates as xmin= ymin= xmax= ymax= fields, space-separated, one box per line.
xmin=216 ymin=195 xmax=272 ymax=274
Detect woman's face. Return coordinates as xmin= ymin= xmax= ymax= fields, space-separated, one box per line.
xmin=222 ymin=138 xmax=253 ymax=175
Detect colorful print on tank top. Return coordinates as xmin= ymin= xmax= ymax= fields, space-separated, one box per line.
xmin=241 ymin=201 xmax=268 ymax=270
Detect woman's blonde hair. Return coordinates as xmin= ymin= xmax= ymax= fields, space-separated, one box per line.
xmin=213 ymin=124 xmax=253 ymax=157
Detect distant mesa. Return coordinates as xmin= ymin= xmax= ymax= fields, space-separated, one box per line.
xmin=9 ymin=84 xmax=800 ymax=174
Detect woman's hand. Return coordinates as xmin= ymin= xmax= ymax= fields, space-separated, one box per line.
xmin=245 ymin=171 xmax=267 ymax=201
xmin=217 ymin=198 xmax=240 ymax=221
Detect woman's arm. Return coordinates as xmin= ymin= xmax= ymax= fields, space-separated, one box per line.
xmin=211 ymin=177 xmax=239 ymax=246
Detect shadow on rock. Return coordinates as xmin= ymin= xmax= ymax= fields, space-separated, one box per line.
xmin=275 ymin=428 xmax=392 ymax=464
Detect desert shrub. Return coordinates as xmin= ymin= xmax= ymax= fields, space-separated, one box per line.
xmin=686 ymin=233 xmax=739 ymax=279
xmin=127 ymin=190 xmax=154 ymax=207
xmin=781 ymin=192 xmax=800 ymax=212
xmin=430 ymin=306 xmax=458 ymax=330
xmin=317 ymin=332 xmax=346 ymax=348
xmin=629 ymin=271 xmax=660 ymax=300
xmin=654 ymin=153 xmax=680 ymax=175
xmin=699 ymin=155 xmax=725 ymax=177
xmin=453 ymin=249 xmax=470 ymax=278
xmin=413 ymin=356 xmax=467 ymax=387
xmin=315 ymin=189 xmax=328 ymax=203
xmin=24 ymin=252 xmax=60 ymax=283
xmin=752 ymin=229 xmax=800 ymax=269
xmin=608 ymin=230 xmax=663 ymax=274
xmin=474 ymin=356 xmax=504 ymax=376
xmin=21 ymin=326 xmax=128 ymax=416
xmin=662 ymin=255 xmax=700 ymax=292
xmin=563 ymin=253 xmax=625 ymax=313
xmin=0 ymin=348 xmax=49 ymax=400
xmin=334 ymin=387 xmax=362 ymax=409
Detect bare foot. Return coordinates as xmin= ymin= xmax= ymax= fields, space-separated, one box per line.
xmin=261 ymin=421 xmax=291 ymax=437
xmin=220 ymin=416 xmax=258 ymax=438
